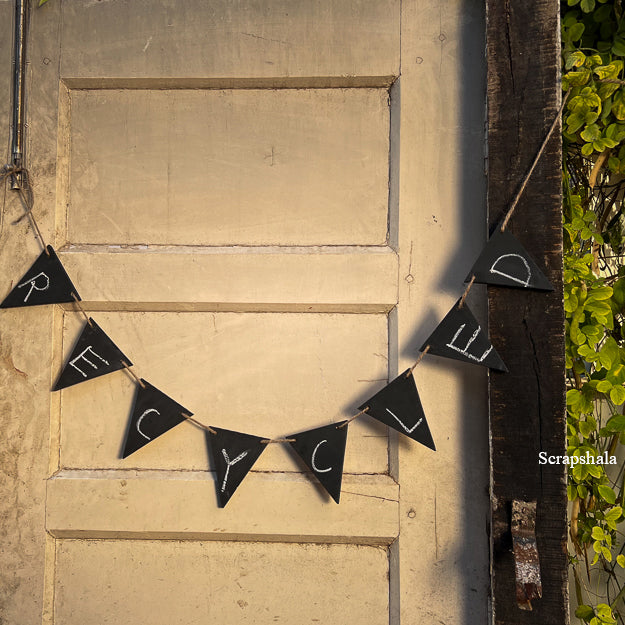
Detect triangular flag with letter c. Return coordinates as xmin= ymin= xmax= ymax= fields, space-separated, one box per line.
xmin=288 ymin=421 xmax=348 ymax=504
xmin=122 ymin=380 xmax=191 ymax=458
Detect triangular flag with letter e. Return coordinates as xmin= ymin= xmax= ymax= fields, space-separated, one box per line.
xmin=206 ymin=427 xmax=266 ymax=508
xmin=465 ymin=228 xmax=553 ymax=291
xmin=1 ymin=246 xmax=79 ymax=308
xmin=359 ymin=371 xmax=435 ymax=451
xmin=53 ymin=318 xmax=131 ymax=390
xmin=288 ymin=421 xmax=348 ymax=504
xmin=421 ymin=299 xmax=508 ymax=372
xmin=122 ymin=380 xmax=191 ymax=458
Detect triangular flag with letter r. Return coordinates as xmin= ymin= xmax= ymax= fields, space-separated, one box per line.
xmin=206 ymin=427 xmax=266 ymax=508
xmin=359 ymin=371 xmax=436 ymax=450
xmin=465 ymin=227 xmax=553 ymax=291
xmin=1 ymin=245 xmax=79 ymax=308
xmin=288 ymin=421 xmax=348 ymax=504
xmin=421 ymin=299 xmax=508 ymax=372
xmin=122 ymin=380 xmax=191 ymax=458
xmin=53 ymin=318 xmax=131 ymax=390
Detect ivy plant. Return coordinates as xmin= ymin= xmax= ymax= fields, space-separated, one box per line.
xmin=563 ymin=1 xmax=625 ymax=623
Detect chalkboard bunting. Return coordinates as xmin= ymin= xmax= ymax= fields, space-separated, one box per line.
xmin=465 ymin=227 xmax=553 ymax=291
xmin=206 ymin=427 xmax=266 ymax=507
xmin=122 ymin=380 xmax=192 ymax=458
xmin=53 ymin=318 xmax=132 ymax=390
xmin=0 ymin=245 xmax=79 ymax=309
xmin=359 ymin=371 xmax=436 ymax=450
xmin=421 ymin=299 xmax=508 ymax=372
xmin=288 ymin=421 xmax=349 ymax=504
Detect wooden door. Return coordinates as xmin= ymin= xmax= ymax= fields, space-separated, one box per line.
xmin=0 ymin=1 xmax=489 ymax=623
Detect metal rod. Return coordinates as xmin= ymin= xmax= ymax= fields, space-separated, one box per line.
xmin=11 ymin=0 xmax=28 ymax=189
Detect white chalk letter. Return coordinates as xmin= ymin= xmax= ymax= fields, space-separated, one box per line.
xmin=17 ymin=271 xmax=50 ymax=303
xmin=69 ymin=345 xmax=109 ymax=378
xmin=489 ymin=254 xmax=532 ymax=287
xmin=385 ymin=408 xmax=423 ymax=434
xmin=446 ymin=324 xmax=493 ymax=363
xmin=311 ymin=440 xmax=332 ymax=473
xmin=136 ymin=408 xmax=160 ymax=441
xmin=221 ymin=448 xmax=249 ymax=493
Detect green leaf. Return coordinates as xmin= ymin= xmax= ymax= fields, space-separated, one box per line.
xmin=594 ymin=4 xmax=613 ymax=21
xmin=568 ymin=50 xmax=588 ymax=69
xmin=587 ymin=286 xmax=613 ymax=301
xmin=565 ymin=291 xmax=580 ymax=312
xmin=581 ymin=124 xmax=602 ymax=142
xmin=604 ymin=506 xmax=622 ymax=522
xmin=582 ymin=142 xmax=595 ymax=156
xmin=605 ymin=414 xmax=625 ymax=431
xmin=596 ymin=379 xmax=613 ymax=393
xmin=38 ymin=0 xmax=50 ymax=5
xmin=579 ymin=418 xmax=596 ymax=436
xmin=576 ymin=604 xmax=595 ymax=619
xmin=617 ymin=554 xmax=625 ymax=568
xmin=610 ymin=385 xmax=625 ymax=405
xmin=567 ymin=482 xmax=577 ymax=500
xmin=568 ymin=22 xmax=586 ymax=42
xmin=598 ymin=484 xmax=617 ymax=504
xmin=613 ymin=89 xmax=625 ymax=120
xmin=597 ymin=603 xmax=614 ymax=619
xmin=613 ymin=278 xmax=625 ymax=308
xmin=614 ymin=39 xmax=625 ymax=57
xmin=580 ymin=0 xmax=595 ymax=11
xmin=587 ymin=462 xmax=603 ymax=478
xmin=567 ymin=69 xmax=592 ymax=87
xmin=586 ymin=300 xmax=612 ymax=315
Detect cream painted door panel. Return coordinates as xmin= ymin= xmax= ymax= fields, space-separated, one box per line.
xmin=0 ymin=1 xmax=489 ymax=624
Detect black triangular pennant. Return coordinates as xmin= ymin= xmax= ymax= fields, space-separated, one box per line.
xmin=465 ymin=228 xmax=553 ymax=291
xmin=1 ymin=246 xmax=79 ymax=309
xmin=421 ymin=300 xmax=508 ymax=372
xmin=206 ymin=427 xmax=266 ymax=507
xmin=359 ymin=371 xmax=436 ymax=450
xmin=122 ymin=380 xmax=191 ymax=458
xmin=288 ymin=421 xmax=348 ymax=504
xmin=53 ymin=318 xmax=131 ymax=390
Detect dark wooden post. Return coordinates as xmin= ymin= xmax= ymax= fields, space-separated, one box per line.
xmin=486 ymin=1 xmax=568 ymax=623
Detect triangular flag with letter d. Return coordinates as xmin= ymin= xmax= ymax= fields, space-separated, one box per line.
xmin=421 ymin=299 xmax=508 ymax=372
xmin=206 ymin=427 xmax=266 ymax=507
xmin=359 ymin=371 xmax=435 ymax=450
xmin=1 ymin=245 xmax=79 ymax=308
xmin=122 ymin=380 xmax=191 ymax=458
xmin=288 ymin=421 xmax=348 ymax=504
xmin=53 ymin=318 xmax=131 ymax=390
xmin=466 ymin=228 xmax=553 ymax=291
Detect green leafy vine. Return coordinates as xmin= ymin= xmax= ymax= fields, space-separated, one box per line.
xmin=563 ymin=0 xmax=625 ymax=622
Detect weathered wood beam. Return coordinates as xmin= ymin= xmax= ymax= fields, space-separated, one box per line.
xmin=486 ymin=1 xmax=568 ymax=623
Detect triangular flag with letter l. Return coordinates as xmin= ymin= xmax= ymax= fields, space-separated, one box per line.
xmin=122 ymin=380 xmax=191 ymax=458
xmin=206 ymin=427 xmax=266 ymax=507
xmin=1 ymin=245 xmax=79 ymax=308
xmin=359 ymin=371 xmax=435 ymax=450
xmin=53 ymin=318 xmax=131 ymax=390
xmin=421 ymin=299 xmax=508 ymax=372
xmin=288 ymin=421 xmax=348 ymax=504
xmin=465 ymin=228 xmax=553 ymax=291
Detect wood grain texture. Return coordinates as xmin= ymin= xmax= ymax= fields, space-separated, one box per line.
xmin=486 ymin=1 xmax=568 ymax=623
